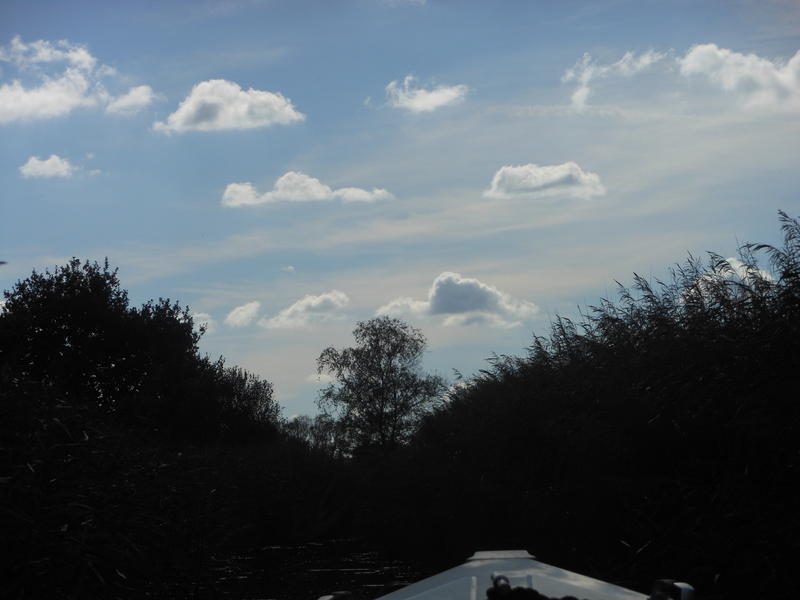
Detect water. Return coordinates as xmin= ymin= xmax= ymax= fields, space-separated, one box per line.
xmin=174 ymin=539 xmax=429 ymax=600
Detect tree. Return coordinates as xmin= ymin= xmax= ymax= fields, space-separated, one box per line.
xmin=1 ymin=257 xmax=281 ymax=442
xmin=316 ymin=316 xmax=446 ymax=454
xmin=0 ymin=258 xmax=144 ymax=405
xmin=284 ymin=413 xmax=341 ymax=455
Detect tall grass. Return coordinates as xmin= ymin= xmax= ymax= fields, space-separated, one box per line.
xmin=382 ymin=211 xmax=800 ymax=598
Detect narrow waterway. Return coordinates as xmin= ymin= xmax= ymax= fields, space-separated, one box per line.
xmin=174 ymin=539 xmax=432 ymax=600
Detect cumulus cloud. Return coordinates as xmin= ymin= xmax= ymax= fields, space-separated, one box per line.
xmin=483 ymin=162 xmax=605 ymax=200
xmin=679 ymin=43 xmax=800 ymax=110
xmin=153 ymin=79 xmax=304 ymax=133
xmin=224 ymin=301 xmax=261 ymax=327
xmin=192 ymin=311 xmax=216 ymax=334
xmin=377 ymin=272 xmax=538 ymax=328
xmin=385 ymin=75 xmax=468 ymax=113
xmin=19 ymin=154 xmax=75 ymax=178
xmin=106 ymin=85 xmax=156 ymax=115
xmin=221 ymin=171 xmax=393 ymax=207
xmin=282 ymin=265 xmax=296 ymax=272
xmin=562 ymin=49 xmax=666 ymax=111
xmin=259 ymin=290 xmax=348 ymax=329
xmin=0 ymin=36 xmax=154 ymax=123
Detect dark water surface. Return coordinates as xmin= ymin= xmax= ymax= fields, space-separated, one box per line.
xmin=171 ymin=539 xmax=431 ymax=600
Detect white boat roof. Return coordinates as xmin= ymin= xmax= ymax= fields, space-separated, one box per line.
xmin=375 ymin=550 xmax=647 ymax=600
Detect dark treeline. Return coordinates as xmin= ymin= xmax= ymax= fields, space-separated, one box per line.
xmin=2 ymin=213 xmax=799 ymax=599
xmin=0 ymin=259 xmax=342 ymax=598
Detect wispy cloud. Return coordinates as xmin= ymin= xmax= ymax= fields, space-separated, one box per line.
xmin=679 ymin=43 xmax=800 ymax=111
xmin=224 ymin=300 xmax=261 ymax=327
xmin=106 ymin=85 xmax=157 ymax=115
xmin=19 ymin=154 xmax=76 ymax=178
xmin=378 ymin=272 xmax=538 ymax=328
xmin=259 ymin=290 xmax=348 ymax=329
xmin=154 ymin=79 xmax=304 ymax=133
xmin=484 ymin=162 xmax=605 ymax=200
xmin=222 ymin=171 xmax=393 ymax=206
xmin=562 ymin=43 xmax=800 ymax=113
xmin=0 ymin=35 xmax=97 ymax=72
xmin=385 ymin=75 xmax=468 ymax=113
xmin=562 ymin=49 xmax=667 ymax=111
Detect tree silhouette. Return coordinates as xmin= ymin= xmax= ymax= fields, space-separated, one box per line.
xmin=0 ymin=257 xmax=279 ymax=442
xmin=316 ymin=316 xmax=445 ymax=455
xmin=0 ymin=258 xmax=148 ymax=405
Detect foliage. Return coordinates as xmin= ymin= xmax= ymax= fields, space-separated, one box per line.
xmin=0 ymin=379 xmax=335 ymax=599
xmin=3 ymin=213 xmax=800 ymax=598
xmin=384 ymin=211 xmax=800 ymax=599
xmin=214 ymin=360 xmax=281 ymax=443
xmin=0 ymin=257 xmax=280 ymax=443
xmin=0 ymin=259 xmax=308 ymax=599
xmin=317 ymin=316 xmax=446 ymax=454
xmin=0 ymin=258 xmax=202 ymax=408
xmin=284 ymin=413 xmax=342 ymax=456
xmin=1 ymin=258 xmax=142 ymax=406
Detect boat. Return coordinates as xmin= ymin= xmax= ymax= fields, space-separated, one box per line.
xmin=319 ymin=550 xmax=693 ymax=600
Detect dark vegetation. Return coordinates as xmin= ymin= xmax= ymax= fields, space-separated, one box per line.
xmin=316 ymin=316 xmax=446 ymax=456
xmin=2 ymin=213 xmax=799 ymax=599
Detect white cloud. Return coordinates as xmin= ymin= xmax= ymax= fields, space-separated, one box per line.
xmin=679 ymin=43 xmax=800 ymax=110
xmin=106 ymin=85 xmax=156 ymax=115
xmin=224 ymin=300 xmax=261 ymax=327
xmin=561 ymin=44 xmax=800 ymax=113
xmin=377 ymin=272 xmax=538 ymax=328
xmin=376 ymin=296 xmax=429 ymax=317
xmin=0 ymin=36 xmax=153 ymax=123
xmin=0 ymin=67 xmax=98 ymax=123
xmin=0 ymin=35 xmax=97 ymax=71
xmin=222 ymin=171 xmax=393 ymax=207
xmin=192 ymin=311 xmax=216 ymax=334
xmin=562 ymin=49 xmax=666 ymax=111
xmin=484 ymin=162 xmax=605 ymax=200
xmin=385 ymin=75 xmax=468 ymax=113
xmin=282 ymin=265 xmax=296 ymax=272
xmin=19 ymin=154 xmax=75 ymax=178
xmin=153 ymin=79 xmax=304 ymax=133
xmin=259 ymin=290 xmax=349 ymax=329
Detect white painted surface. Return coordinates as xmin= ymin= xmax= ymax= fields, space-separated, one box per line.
xmin=375 ymin=550 xmax=647 ymax=600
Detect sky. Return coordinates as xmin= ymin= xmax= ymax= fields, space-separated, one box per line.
xmin=2 ymin=0 xmax=799 ymax=417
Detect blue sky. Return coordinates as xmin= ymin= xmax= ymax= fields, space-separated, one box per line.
xmin=2 ymin=0 xmax=799 ymax=416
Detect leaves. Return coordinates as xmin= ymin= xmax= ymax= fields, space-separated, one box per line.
xmin=316 ymin=316 xmax=446 ymax=454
